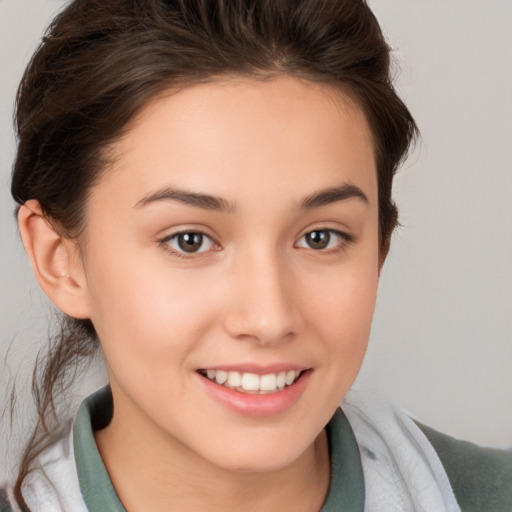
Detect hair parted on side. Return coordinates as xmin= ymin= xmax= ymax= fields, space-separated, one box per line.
xmin=11 ymin=0 xmax=417 ymax=506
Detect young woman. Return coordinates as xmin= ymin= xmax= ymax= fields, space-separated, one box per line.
xmin=1 ymin=1 xmax=510 ymax=511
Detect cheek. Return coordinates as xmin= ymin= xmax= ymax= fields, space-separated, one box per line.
xmin=83 ymin=248 xmax=221 ymax=374
xmin=303 ymin=247 xmax=379 ymax=330
xmin=320 ymin=277 xmax=377 ymax=358
xmin=302 ymin=252 xmax=379 ymax=378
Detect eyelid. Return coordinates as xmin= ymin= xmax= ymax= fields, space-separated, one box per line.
xmin=160 ymin=228 xmax=220 ymax=258
xmin=158 ymin=225 xmax=354 ymax=259
xmin=295 ymin=227 xmax=354 ymax=252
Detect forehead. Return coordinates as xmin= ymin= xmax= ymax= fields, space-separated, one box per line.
xmin=92 ymin=75 xmax=377 ymax=211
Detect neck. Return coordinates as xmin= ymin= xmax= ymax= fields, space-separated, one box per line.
xmin=95 ymin=399 xmax=330 ymax=512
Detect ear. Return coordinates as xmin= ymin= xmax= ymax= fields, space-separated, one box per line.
xmin=18 ymin=200 xmax=91 ymax=319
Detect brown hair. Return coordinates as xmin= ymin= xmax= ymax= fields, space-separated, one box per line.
xmin=11 ymin=0 xmax=417 ymax=506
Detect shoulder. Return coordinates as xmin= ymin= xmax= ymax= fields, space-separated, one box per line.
xmin=19 ymin=425 xmax=87 ymax=512
xmin=341 ymin=390 xmax=511 ymax=512
xmin=417 ymin=422 xmax=512 ymax=512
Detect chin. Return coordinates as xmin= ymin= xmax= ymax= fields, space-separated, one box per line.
xmin=215 ymin=453 xmax=299 ymax=475
xmin=198 ymin=433 xmax=317 ymax=475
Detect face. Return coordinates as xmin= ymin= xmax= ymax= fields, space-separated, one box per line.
xmin=78 ymin=76 xmax=380 ymax=472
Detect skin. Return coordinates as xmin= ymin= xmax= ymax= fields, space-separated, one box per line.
xmin=19 ymin=76 xmax=381 ymax=511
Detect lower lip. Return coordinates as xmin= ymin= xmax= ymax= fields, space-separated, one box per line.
xmin=197 ymin=371 xmax=311 ymax=417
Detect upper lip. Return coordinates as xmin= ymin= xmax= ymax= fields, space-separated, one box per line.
xmin=197 ymin=364 xmax=310 ymax=375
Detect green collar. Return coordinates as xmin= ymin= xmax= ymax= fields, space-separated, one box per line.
xmin=74 ymin=387 xmax=125 ymax=511
xmin=322 ymin=407 xmax=365 ymax=511
xmin=74 ymin=387 xmax=364 ymax=511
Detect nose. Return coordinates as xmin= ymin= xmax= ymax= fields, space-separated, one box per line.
xmin=223 ymin=249 xmax=302 ymax=345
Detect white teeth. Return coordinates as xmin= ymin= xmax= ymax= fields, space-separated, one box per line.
xmin=203 ymin=369 xmax=303 ymax=394
xmin=241 ymin=373 xmax=260 ymax=391
xmin=285 ymin=370 xmax=296 ymax=385
xmin=215 ymin=370 xmax=227 ymax=385
xmin=259 ymin=373 xmax=277 ymax=391
xmin=227 ymin=371 xmax=242 ymax=387
xmin=276 ymin=371 xmax=286 ymax=389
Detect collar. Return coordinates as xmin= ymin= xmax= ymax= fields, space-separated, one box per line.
xmin=73 ymin=386 xmax=364 ymax=512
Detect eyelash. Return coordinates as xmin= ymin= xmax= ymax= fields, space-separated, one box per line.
xmin=295 ymin=228 xmax=354 ymax=254
xmin=160 ymin=230 xmax=218 ymax=259
xmin=160 ymin=228 xmax=354 ymax=259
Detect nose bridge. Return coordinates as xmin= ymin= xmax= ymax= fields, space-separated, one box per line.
xmin=224 ymin=243 xmax=300 ymax=344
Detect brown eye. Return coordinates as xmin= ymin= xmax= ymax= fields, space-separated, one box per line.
xmin=305 ymin=230 xmax=331 ymax=250
xmin=178 ymin=232 xmax=203 ymax=252
xmin=166 ymin=231 xmax=214 ymax=254
xmin=296 ymin=228 xmax=352 ymax=252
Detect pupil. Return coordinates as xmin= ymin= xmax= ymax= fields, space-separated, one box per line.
xmin=307 ymin=230 xmax=330 ymax=250
xmin=178 ymin=233 xmax=203 ymax=252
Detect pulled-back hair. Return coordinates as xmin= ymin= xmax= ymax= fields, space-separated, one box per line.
xmin=11 ymin=0 xmax=417 ymax=506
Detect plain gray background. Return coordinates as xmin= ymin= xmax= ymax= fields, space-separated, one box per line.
xmin=1 ymin=0 xmax=511 ymax=480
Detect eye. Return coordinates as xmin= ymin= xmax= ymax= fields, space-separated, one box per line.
xmin=296 ymin=229 xmax=351 ymax=251
xmin=164 ymin=231 xmax=215 ymax=254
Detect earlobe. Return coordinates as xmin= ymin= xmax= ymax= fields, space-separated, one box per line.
xmin=18 ymin=200 xmax=91 ymax=319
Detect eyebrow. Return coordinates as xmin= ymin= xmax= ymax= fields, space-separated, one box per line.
xmin=300 ymin=183 xmax=369 ymax=209
xmin=135 ymin=187 xmax=234 ymax=212
xmin=135 ymin=182 xmax=368 ymax=213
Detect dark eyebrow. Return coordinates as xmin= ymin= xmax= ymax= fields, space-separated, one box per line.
xmin=135 ymin=187 xmax=234 ymax=212
xmin=300 ymin=183 xmax=369 ymax=209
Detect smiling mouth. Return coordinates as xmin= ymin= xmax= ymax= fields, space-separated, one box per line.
xmin=198 ymin=369 xmax=303 ymax=394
